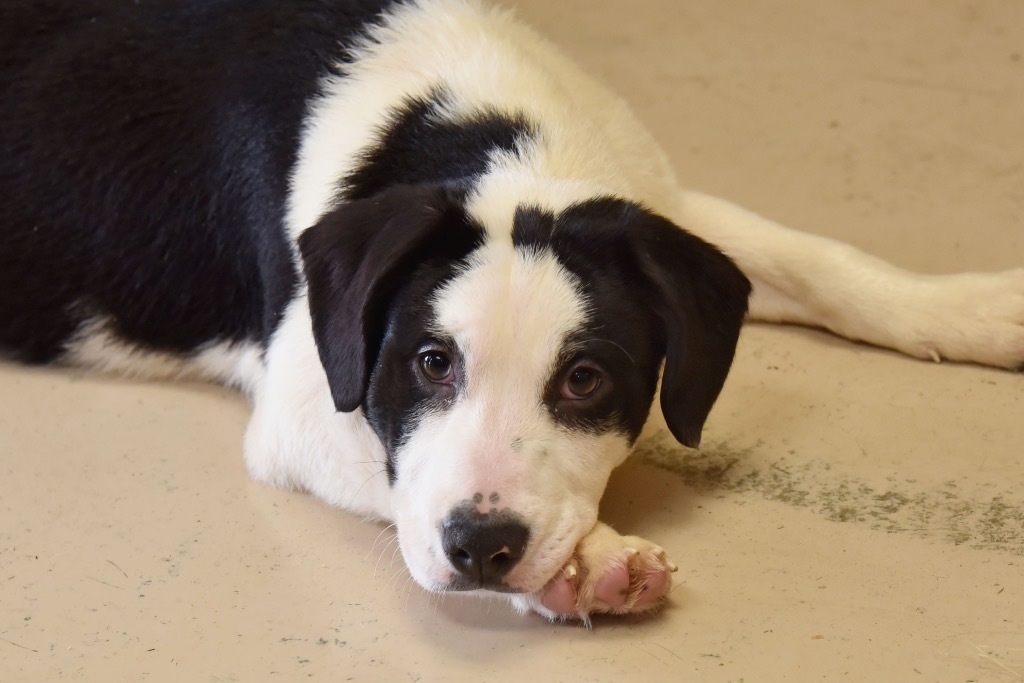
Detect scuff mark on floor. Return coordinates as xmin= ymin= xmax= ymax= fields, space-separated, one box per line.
xmin=635 ymin=431 xmax=1024 ymax=556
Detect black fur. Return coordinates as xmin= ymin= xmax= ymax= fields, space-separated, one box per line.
xmin=0 ymin=0 xmax=400 ymax=361
xmin=513 ymin=200 xmax=751 ymax=448
xmin=342 ymin=88 xmax=538 ymax=201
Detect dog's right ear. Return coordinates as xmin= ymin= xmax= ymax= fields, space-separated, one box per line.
xmin=297 ymin=184 xmax=482 ymax=413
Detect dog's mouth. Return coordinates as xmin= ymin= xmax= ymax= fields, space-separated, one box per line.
xmin=441 ymin=577 xmax=527 ymax=594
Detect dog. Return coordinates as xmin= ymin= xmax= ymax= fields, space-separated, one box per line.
xmin=2 ymin=0 xmax=1022 ymax=623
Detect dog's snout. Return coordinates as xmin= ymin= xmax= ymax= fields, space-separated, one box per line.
xmin=441 ymin=507 xmax=530 ymax=588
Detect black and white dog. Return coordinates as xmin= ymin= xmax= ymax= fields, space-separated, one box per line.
xmin=2 ymin=0 xmax=1022 ymax=622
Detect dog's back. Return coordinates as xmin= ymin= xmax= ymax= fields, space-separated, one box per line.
xmin=0 ymin=0 xmax=395 ymax=364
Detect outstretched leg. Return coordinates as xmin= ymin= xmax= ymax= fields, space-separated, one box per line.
xmin=510 ymin=522 xmax=678 ymax=623
xmin=675 ymin=191 xmax=1024 ymax=369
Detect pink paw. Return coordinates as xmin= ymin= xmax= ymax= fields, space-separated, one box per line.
xmin=539 ymin=527 xmax=677 ymax=621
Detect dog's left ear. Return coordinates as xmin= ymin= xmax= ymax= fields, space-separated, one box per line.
xmin=633 ymin=213 xmax=751 ymax=448
xmin=298 ymin=184 xmax=481 ymax=413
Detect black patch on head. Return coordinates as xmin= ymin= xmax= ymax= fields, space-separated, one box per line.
xmin=514 ymin=207 xmax=666 ymax=443
xmin=299 ymin=183 xmax=484 ymax=482
xmin=1 ymin=0 xmax=404 ymax=361
xmin=342 ymin=88 xmax=537 ymax=201
xmin=513 ymin=199 xmax=750 ymax=448
xmin=300 ymin=184 xmax=481 ymax=409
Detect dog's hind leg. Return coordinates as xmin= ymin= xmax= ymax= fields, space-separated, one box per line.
xmin=673 ymin=190 xmax=1024 ymax=369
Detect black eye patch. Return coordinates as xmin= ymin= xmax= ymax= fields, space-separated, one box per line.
xmin=362 ymin=272 xmax=473 ymax=483
xmin=512 ymin=199 xmax=749 ymax=448
xmin=543 ymin=330 xmax=663 ymax=442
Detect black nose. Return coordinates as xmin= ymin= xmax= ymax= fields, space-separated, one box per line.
xmin=440 ymin=507 xmax=530 ymax=588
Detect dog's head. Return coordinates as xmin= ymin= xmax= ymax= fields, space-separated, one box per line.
xmin=299 ymin=183 xmax=749 ymax=594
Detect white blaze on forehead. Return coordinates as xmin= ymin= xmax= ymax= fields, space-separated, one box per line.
xmin=433 ymin=241 xmax=589 ymax=408
xmin=465 ymin=170 xmax=615 ymax=242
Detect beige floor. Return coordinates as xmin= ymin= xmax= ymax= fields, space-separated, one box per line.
xmin=2 ymin=1 xmax=1022 ymax=681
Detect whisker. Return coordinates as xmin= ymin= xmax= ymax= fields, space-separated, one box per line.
xmin=431 ymin=589 xmax=444 ymax=616
xmin=590 ymin=338 xmax=636 ymax=365
xmin=387 ymin=561 xmax=412 ymax=590
xmin=346 ymin=467 xmax=388 ymax=508
xmin=402 ymin=575 xmax=417 ymax=611
xmin=366 ymin=523 xmax=397 ymax=560
xmin=373 ymin=535 xmax=400 ymax=577
xmin=563 ymin=336 xmax=637 ymax=365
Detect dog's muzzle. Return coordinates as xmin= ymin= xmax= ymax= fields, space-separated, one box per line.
xmin=439 ymin=503 xmax=530 ymax=591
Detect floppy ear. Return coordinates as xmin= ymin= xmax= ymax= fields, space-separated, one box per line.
xmin=633 ymin=214 xmax=751 ymax=448
xmin=297 ymin=184 xmax=481 ymax=413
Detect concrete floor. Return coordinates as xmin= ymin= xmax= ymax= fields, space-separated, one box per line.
xmin=2 ymin=1 xmax=1022 ymax=680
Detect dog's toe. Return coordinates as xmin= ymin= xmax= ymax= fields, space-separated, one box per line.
xmin=540 ymin=560 xmax=580 ymax=614
xmin=893 ymin=269 xmax=1024 ymax=369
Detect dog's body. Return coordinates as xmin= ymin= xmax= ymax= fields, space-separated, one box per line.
xmin=2 ymin=0 xmax=1022 ymax=621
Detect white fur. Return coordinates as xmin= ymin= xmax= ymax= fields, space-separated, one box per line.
xmin=244 ymin=297 xmax=392 ymax=519
xmin=62 ymin=0 xmax=1024 ymax=620
xmin=65 ymin=317 xmax=265 ymax=394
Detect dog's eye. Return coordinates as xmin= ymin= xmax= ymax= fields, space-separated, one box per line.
xmin=561 ymin=366 xmax=601 ymax=400
xmin=419 ymin=352 xmax=454 ymax=384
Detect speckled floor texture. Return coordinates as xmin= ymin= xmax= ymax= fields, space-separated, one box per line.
xmin=2 ymin=1 xmax=1022 ymax=681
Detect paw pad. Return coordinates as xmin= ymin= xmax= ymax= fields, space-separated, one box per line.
xmin=539 ymin=531 xmax=678 ymax=621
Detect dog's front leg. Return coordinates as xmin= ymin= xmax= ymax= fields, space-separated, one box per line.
xmin=674 ymin=190 xmax=1024 ymax=369
xmin=508 ymin=522 xmax=677 ymax=623
xmin=243 ymin=298 xmax=394 ymax=521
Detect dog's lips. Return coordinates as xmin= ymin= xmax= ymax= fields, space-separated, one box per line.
xmin=496 ymin=546 xmax=576 ymax=595
xmin=441 ymin=577 xmax=527 ymax=594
